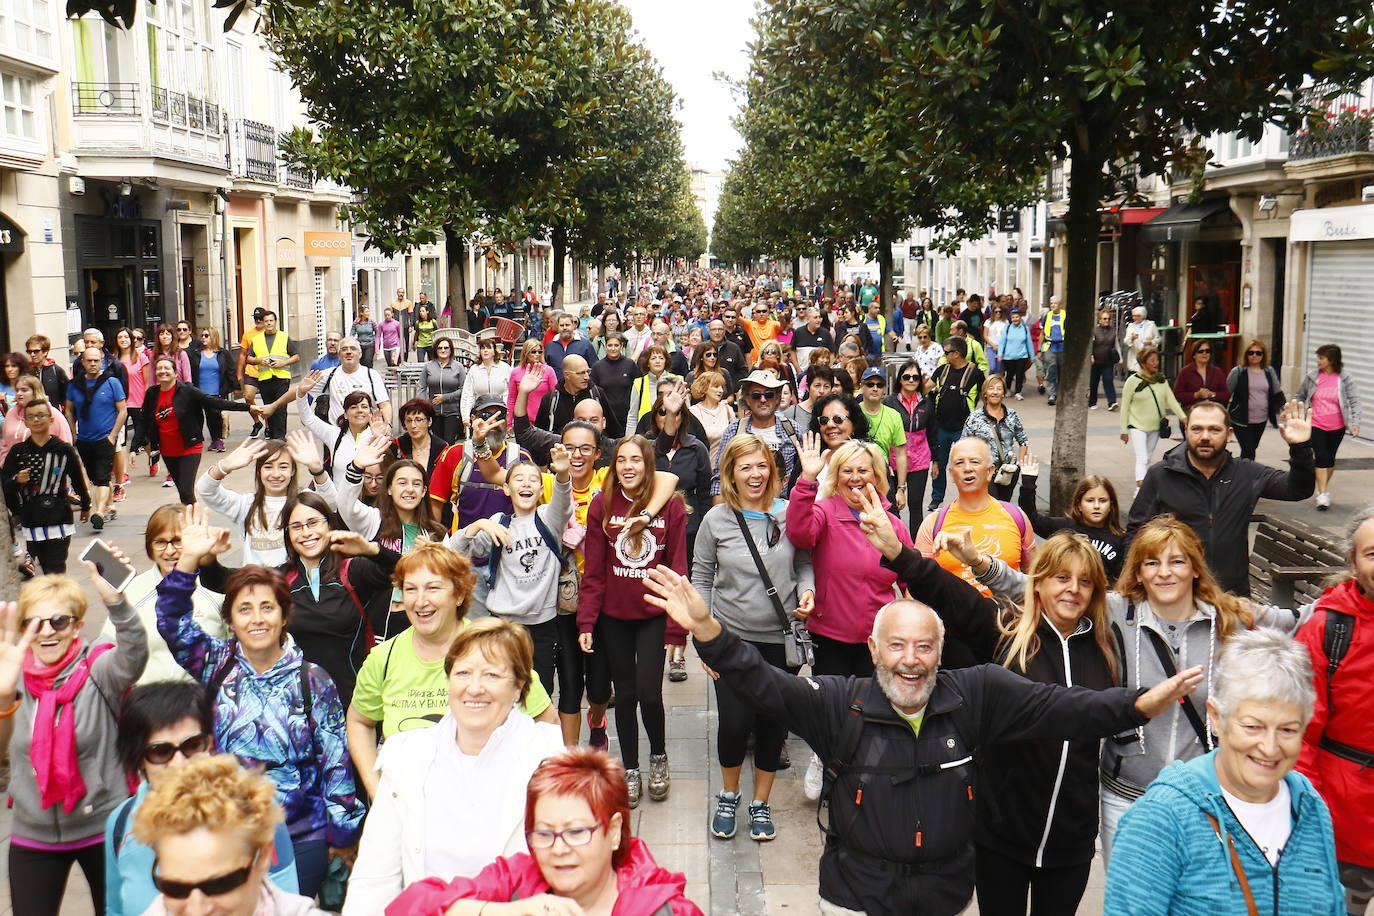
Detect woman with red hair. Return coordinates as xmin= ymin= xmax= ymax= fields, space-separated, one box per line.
xmin=386 ymin=748 xmax=702 ymax=916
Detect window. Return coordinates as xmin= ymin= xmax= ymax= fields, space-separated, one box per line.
xmin=0 ymin=0 xmax=55 ymax=60
xmin=0 ymin=72 xmax=37 ymax=141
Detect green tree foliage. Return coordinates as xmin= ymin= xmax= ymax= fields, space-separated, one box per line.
xmin=763 ymin=0 xmax=1374 ymax=506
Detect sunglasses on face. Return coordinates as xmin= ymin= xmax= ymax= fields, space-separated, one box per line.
xmin=863 ymin=380 xmax=884 ymax=388
xmin=143 ymin=732 xmax=211 ymax=765
xmin=26 ymin=348 xmax=44 ymax=355
xmin=900 ymin=374 xmax=921 ymax=382
xmin=1196 ymin=349 xmax=1211 ymax=355
xmin=23 ymin=614 xmax=77 ymax=633
xmin=943 ymin=349 xmax=956 ymax=355
xmin=1247 ymin=350 xmax=1263 ymax=357
xmin=746 ymin=389 xmax=778 ymax=401
xmin=199 ymin=332 xmax=210 ymax=339
xmin=153 ymin=851 xmax=258 ymax=900
xmin=817 ymin=414 xmax=849 ymax=425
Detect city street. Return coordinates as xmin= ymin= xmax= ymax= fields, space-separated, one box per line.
xmin=2 ymin=389 xmax=1368 ymax=915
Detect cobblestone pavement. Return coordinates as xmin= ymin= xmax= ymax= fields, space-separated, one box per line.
xmin=3 ymin=385 xmax=1370 ymax=915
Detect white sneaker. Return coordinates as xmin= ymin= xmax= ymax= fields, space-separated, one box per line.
xmin=1089 ymin=404 xmax=1099 ymax=410
xmin=803 ymin=753 xmax=824 ymax=801
xmin=1014 ymin=393 xmax=1024 ymax=401
xmin=1316 ymin=492 xmax=1331 ymax=510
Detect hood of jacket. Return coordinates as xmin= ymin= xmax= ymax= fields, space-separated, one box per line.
xmin=1150 ymin=750 xmax=1316 ymax=825
xmin=612 ymin=838 xmax=695 ymax=914
xmin=1315 ymin=579 xmax=1374 ymax=622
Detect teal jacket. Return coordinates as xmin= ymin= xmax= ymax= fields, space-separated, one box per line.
xmin=1105 ymin=751 xmax=1343 ymax=916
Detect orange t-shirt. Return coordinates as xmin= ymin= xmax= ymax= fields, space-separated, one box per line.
xmin=240 ymin=330 xmax=261 ymax=379
xmin=741 ymin=318 xmax=781 ymax=355
xmin=914 ymin=499 xmax=1033 ymax=596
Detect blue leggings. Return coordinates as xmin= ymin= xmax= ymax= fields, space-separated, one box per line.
xmin=292 ymin=838 xmax=329 ymax=900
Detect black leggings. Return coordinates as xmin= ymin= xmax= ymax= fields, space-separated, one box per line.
xmin=1003 ymin=358 xmax=1031 ymax=395
xmin=894 ymin=469 xmax=930 ymax=538
xmin=523 ymin=617 xmax=559 ymax=696
xmin=204 ymin=405 xmax=225 ymax=441
xmin=810 ymin=631 xmax=874 ymax=678
xmin=433 ymin=414 xmax=464 ymax=446
xmin=974 ymin=844 xmax=1092 ymax=916
xmin=163 ymin=453 xmax=201 ymax=505
xmin=27 ymin=537 xmax=71 ymax=574
xmin=1311 ymin=425 xmax=1346 ymax=469
xmin=714 ymin=640 xmax=797 ymax=771
xmin=597 ymin=614 xmax=667 ymax=769
xmin=9 ymin=840 xmax=104 ymax=916
xmin=555 ymin=612 xmax=611 ymax=715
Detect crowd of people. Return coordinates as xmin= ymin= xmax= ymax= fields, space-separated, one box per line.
xmin=2 ymin=267 xmax=1371 ymax=916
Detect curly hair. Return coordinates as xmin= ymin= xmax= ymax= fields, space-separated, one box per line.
xmin=133 ymin=754 xmax=282 ymax=849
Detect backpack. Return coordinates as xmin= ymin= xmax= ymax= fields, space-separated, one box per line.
xmin=486 ymin=511 xmax=579 ymax=614
xmin=930 ymin=500 xmax=1028 ymax=543
xmin=931 ymin=363 xmax=976 ymax=430
xmin=1321 ymin=609 xmax=1355 ymax=706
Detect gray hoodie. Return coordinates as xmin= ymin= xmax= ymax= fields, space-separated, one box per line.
xmin=9 ymin=597 xmax=148 ymax=844
xmin=691 ymin=502 xmax=815 ymax=645
xmin=975 ymin=558 xmax=1307 ymax=797
xmin=449 ymin=478 xmax=575 ymax=626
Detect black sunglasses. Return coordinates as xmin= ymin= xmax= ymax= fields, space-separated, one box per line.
xmin=746 ymin=389 xmax=778 ymax=401
xmin=1195 ymin=348 xmax=1211 ymax=354
xmin=143 ymin=732 xmax=211 ymax=765
xmin=900 ymin=374 xmax=921 ymax=382
xmin=863 ymin=379 xmax=884 ymax=388
xmin=22 ymin=614 xmax=77 ymax=633
xmin=153 ymin=850 xmax=258 ymax=899
xmin=1246 ymin=350 xmax=1263 ymax=357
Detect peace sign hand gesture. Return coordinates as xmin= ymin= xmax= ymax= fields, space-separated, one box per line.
xmin=856 ymin=484 xmax=904 ymax=560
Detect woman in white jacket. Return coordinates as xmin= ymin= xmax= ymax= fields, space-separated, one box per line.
xmin=460 ymin=335 xmax=513 ymax=429
xmin=343 ymin=618 xmax=564 ymax=915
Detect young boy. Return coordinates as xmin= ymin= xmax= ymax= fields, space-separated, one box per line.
xmin=449 ymin=443 xmax=573 ymax=695
xmin=1 ymin=399 xmax=91 ymax=573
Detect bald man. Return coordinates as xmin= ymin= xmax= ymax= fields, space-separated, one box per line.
xmin=526 ymin=353 xmax=601 ymax=433
xmin=643 ymin=557 xmax=1203 ymax=916
xmin=515 ymin=391 xmax=617 ymax=469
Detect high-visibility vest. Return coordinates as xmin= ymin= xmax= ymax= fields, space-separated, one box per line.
xmin=251 ymin=331 xmax=292 ymax=379
xmin=1041 ymin=310 xmax=1066 ymax=353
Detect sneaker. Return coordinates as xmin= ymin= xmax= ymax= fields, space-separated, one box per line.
xmin=1089 ymin=404 xmax=1098 ymax=410
xmin=1014 ymin=393 xmax=1024 ymax=401
xmin=1038 ymin=384 xmax=1046 ymax=394
xmin=162 ymin=475 xmax=175 ymax=488
xmin=90 ymin=512 xmax=104 ymax=531
xmin=926 ymin=499 xmax=940 ymax=513
xmin=625 ymin=768 xmax=643 ymax=808
xmin=803 ymin=753 xmax=824 ymax=801
xmin=105 ymin=508 xmax=117 ymax=521
xmin=1317 ymin=492 xmax=1331 ymax=510
xmin=748 ymin=801 xmax=777 ymax=841
xmin=668 ymin=658 xmax=687 ymax=682
xmin=1108 ymin=403 xmax=1119 ymax=412
xmin=711 ymin=791 xmax=741 ymax=839
xmin=250 ymin=421 xmax=264 ymax=439
xmin=211 ymin=439 xmax=225 ymax=452
xmin=647 ymin=753 xmax=670 ymax=801
xmin=587 ymin=711 xmax=608 ymax=752
xmin=1047 ymin=398 xmax=1056 ymax=406
xmin=112 ymin=485 xmax=126 ymax=503
xmin=148 ymin=459 xmax=159 ymax=477
xmin=121 ymin=473 xmax=131 ymax=484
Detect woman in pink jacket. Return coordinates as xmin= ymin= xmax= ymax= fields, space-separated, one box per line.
xmin=385 ymin=748 xmax=703 ymax=916
xmin=506 ymin=339 xmax=557 ymax=428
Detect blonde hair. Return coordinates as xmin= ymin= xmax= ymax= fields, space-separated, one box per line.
xmin=133 ymin=754 xmax=282 ymax=850
xmin=818 ymin=440 xmax=889 ymax=500
xmin=997 ymin=532 xmax=1117 ymax=682
xmin=443 ymin=617 xmax=533 ymax=705
xmin=690 ymin=370 xmax=725 ymax=402
xmin=1115 ymin=515 xmax=1250 ymax=638
xmin=518 ymin=338 xmax=544 ymax=368
xmin=19 ymin=575 xmax=88 ymax=620
xmin=201 ymin=326 xmax=224 ymax=351
xmin=717 ymin=434 xmax=781 ymax=511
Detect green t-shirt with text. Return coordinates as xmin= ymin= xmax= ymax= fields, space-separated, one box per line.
xmin=351 ymin=623 xmax=552 ymax=738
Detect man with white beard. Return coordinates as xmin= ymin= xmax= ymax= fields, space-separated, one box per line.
xmin=641 ymin=542 xmax=1204 ymax=916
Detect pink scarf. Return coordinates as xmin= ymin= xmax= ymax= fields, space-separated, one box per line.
xmin=22 ymin=639 xmax=113 ymax=812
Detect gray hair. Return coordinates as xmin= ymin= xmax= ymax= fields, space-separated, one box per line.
xmin=1132 ymin=306 xmax=1147 ymax=319
xmin=1210 ymin=628 xmax=1315 ymax=726
xmin=1344 ymin=504 xmax=1374 ymax=569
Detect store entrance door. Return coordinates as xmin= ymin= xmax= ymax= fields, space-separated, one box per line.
xmin=84 ymin=266 xmax=136 ymax=343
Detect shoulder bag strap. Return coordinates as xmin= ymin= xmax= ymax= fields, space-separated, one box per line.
xmin=733 ymin=510 xmax=791 ymax=633
xmin=1141 ymin=626 xmax=1211 ymax=748
xmin=531 ymin=511 xmax=570 ymax=570
xmin=1143 ymin=380 xmax=1166 ymax=420
xmin=1203 ymin=813 xmax=1259 ymax=916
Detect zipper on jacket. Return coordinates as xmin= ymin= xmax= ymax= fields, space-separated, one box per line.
xmin=1033 ymin=626 xmax=1076 ymax=868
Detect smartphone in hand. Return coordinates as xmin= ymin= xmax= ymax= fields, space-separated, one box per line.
xmin=79 ymin=539 xmax=136 ymax=593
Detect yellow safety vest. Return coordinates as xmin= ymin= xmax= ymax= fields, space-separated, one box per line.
xmin=251 ymin=331 xmax=292 ymax=379
xmin=1041 ymin=310 xmax=1066 ymax=353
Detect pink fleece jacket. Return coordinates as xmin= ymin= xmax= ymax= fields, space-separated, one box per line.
xmin=785 ymin=476 xmax=914 ymax=645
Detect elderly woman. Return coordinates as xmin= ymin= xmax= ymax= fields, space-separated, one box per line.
xmin=0 ymin=556 xmax=148 ymax=916
xmin=1105 ymin=629 xmax=1343 ymax=916
xmin=131 ymin=755 xmax=329 ymax=916
xmin=960 ymin=374 xmax=1029 ymax=500
xmin=104 ymin=682 xmax=299 ymax=916
xmin=156 ymin=517 xmax=365 ymax=899
xmin=694 ymin=435 xmax=814 ymax=843
xmin=343 ymin=617 xmax=565 ymax=915
xmin=386 ymin=749 xmax=703 ymax=916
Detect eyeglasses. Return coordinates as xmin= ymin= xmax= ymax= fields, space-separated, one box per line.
xmin=1246 ymin=350 xmax=1263 ymax=357
xmin=22 ymin=614 xmax=78 ymax=633
xmin=817 ymin=414 xmax=849 ymax=426
xmin=151 ymin=536 xmax=184 ymax=553
xmin=143 ymin=732 xmax=211 ymax=765
xmin=563 ymin=443 xmax=598 ymax=456
xmin=943 ymin=349 xmax=956 ymax=355
xmin=286 ymin=517 xmax=329 ymax=535
xmin=746 ymin=389 xmax=779 ymax=401
xmin=900 ymin=374 xmax=921 ymax=382
xmin=25 ymin=348 xmax=44 ymax=355
xmin=153 ymin=851 xmax=259 ymax=900
xmin=526 ymin=824 xmax=601 ymax=849
xmin=361 ymin=473 xmax=386 ymax=484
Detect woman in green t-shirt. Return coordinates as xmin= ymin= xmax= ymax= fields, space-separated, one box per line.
xmin=344 ymin=539 xmax=554 ymax=799
xmin=412 ymin=303 xmax=439 ymax=362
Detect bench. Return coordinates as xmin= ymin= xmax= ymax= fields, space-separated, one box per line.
xmin=1249 ymin=512 xmax=1346 ymax=607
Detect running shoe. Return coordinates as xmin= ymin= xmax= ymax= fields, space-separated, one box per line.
xmin=748 ymin=802 xmax=777 ymax=841
xmin=90 ymin=512 xmax=104 ymax=531
xmin=625 ymin=768 xmax=643 ymax=809
xmin=587 ymin=711 xmax=609 ymax=752
xmin=148 ymin=459 xmax=159 ymax=476
xmin=121 ymin=473 xmax=131 ymax=484
xmin=1317 ymin=492 xmax=1331 ymax=511
xmin=211 ymin=439 xmax=225 ymax=452
xmin=711 ymin=792 xmax=741 ymax=839
xmin=112 ymin=485 xmax=126 ymax=503
xmin=803 ymin=753 xmax=824 ymax=801
xmin=668 ymin=658 xmax=687 ymax=682
xmin=647 ymin=754 xmax=670 ymax=801
xmin=162 ymin=475 xmax=175 ymax=488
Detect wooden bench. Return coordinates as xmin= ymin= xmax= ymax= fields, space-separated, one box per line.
xmin=1249 ymin=512 xmax=1346 ymax=607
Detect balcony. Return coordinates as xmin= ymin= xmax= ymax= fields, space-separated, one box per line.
xmin=1289 ymin=82 xmax=1374 ymax=163
xmin=230 ymin=118 xmax=279 ymax=183
xmin=150 ymin=85 xmax=222 ymax=138
xmin=281 ymin=163 xmax=314 ymax=190
xmin=72 ymin=82 xmax=139 ymax=117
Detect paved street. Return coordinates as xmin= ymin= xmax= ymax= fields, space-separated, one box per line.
xmin=2 ymin=389 xmax=1369 ymax=915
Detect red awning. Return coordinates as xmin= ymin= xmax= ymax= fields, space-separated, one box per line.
xmin=1104 ymin=207 xmax=1169 ymax=225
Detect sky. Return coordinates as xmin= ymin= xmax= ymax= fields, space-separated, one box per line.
xmin=620 ymin=0 xmax=753 ymax=173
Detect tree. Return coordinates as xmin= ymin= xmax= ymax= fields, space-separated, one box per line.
xmin=765 ymin=0 xmax=1374 ymax=507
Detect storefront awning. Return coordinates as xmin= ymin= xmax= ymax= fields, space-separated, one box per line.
xmin=1043 ymin=206 xmax=1166 ymax=235
xmin=1139 ymin=199 xmax=1233 ymax=243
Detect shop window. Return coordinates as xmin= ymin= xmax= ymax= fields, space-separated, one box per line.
xmin=140 ymin=225 xmax=159 ymax=258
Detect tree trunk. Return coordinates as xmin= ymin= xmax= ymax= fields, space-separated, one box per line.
xmin=445 ymin=233 xmax=468 ymax=329
xmin=791 ymin=254 xmax=801 ymax=289
xmin=550 ymin=226 xmax=567 ymax=309
xmin=512 ymin=244 xmax=523 ymax=303
xmin=822 ymin=241 xmax=836 ymax=299
xmin=0 ymin=506 xmax=20 ymax=598
xmin=1048 ymin=146 xmax=1105 ymax=513
xmin=877 ymin=240 xmax=894 ymax=317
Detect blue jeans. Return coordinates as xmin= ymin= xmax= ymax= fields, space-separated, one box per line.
xmin=1089 ymin=364 xmax=1117 ymax=406
xmin=929 ymin=427 xmax=963 ymax=505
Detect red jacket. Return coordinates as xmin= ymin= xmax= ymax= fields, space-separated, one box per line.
xmin=1172 ymin=362 xmax=1230 ymax=408
xmin=385 ymin=838 xmax=703 ymax=916
xmin=1295 ymin=580 xmax=1374 ymax=867
xmin=577 ymin=490 xmax=688 ymax=645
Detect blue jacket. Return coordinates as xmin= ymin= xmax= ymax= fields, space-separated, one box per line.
xmin=1105 ymin=751 xmax=1343 ymax=916
xmin=155 ymin=568 xmax=365 ymax=847
xmin=105 ymin=781 xmax=299 ymax=916
xmin=999 ymin=322 xmax=1034 ymax=361
xmin=545 ymin=336 xmax=597 ymax=380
